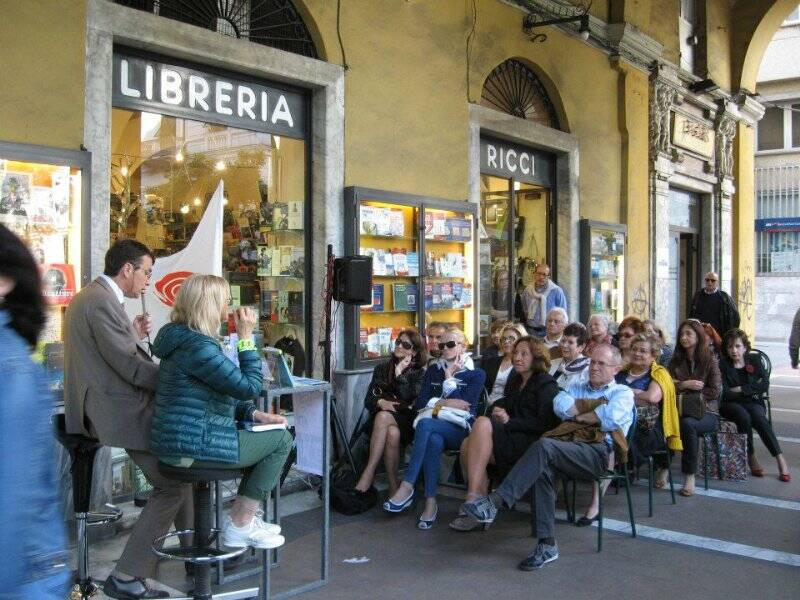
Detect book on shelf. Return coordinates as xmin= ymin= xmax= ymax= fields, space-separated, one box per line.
xmin=423 ymin=283 xmax=433 ymax=310
xmin=452 ymin=282 xmax=463 ymax=308
xmin=364 ymin=284 xmax=384 ymax=312
xmin=230 ymin=285 xmax=241 ymax=307
xmin=446 ymin=217 xmax=472 ymax=241
xmin=290 ymin=247 xmax=304 ymax=276
xmin=359 ymin=328 xmax=369 ymax=358
xmin=360 ymin=206 xmax=378 ymax=236
xmin=388 ymin=209 xmax=405 ymax=236
xmin=259 ymin=288 xmax=275 ymax=319
xmin=256 ymin=245 xmax=272 ymax=276
xmin=279 ymin=246 xmax=293 ymax=275
xmin=376 ymin=209 xmax=392 ymax=236
xmin=432 ymin=283 xmax=443 ymax=309
xmin=287 ymin=200 xmax=303 ymax=229
xmin=392 ymin=283 xmax=408 ymax=311
xmin=288 ymin=291 xmax=303 ymax=323
xmin=393 ymin=249 xmax=408 ymax=276
xmin=277 ymin=291 xmax=290 ymax=323
xmin=406 ymin=284 xmax=418 ymax=310
xmin=441 ymin=282 xmax=454 ymax=308
xmin=366 ymin=328 xmax=380 ymax=358
xmin=377 ymin=327 xmax=392 ymax=356
xmin=407 ymin=252 xmax=419 ymax=276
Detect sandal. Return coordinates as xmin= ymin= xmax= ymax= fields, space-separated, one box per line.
xmin=448 ymin=514 xmax=488 ymax=531
xmin=678 ymin=488 xmax=694 ymax=497
xmin=653 ymin=479 xmax=667 ymax=490
xmin=779 ymin=473 xmax=791 ymax=483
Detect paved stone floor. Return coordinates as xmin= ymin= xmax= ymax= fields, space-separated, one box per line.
xmin=74 ymin=367 xmax=799 ymax=600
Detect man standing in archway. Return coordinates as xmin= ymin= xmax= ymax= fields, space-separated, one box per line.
xmin=689 ymin=271 xmax=740 ymax=338
xmin=519 ymin=264 xmax=568 ymax=338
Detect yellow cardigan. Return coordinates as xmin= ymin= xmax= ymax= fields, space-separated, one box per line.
xmin=650 ymin=362 xmax=683 ymax=451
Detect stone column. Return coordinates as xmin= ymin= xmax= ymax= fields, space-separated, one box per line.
xmin=715 ymin=108 xmax=738 ymax=292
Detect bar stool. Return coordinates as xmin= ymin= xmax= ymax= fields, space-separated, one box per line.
xmin=153 ymin=464 xmax=249 ymax=600
xmin=53 ymin=413 xmax=122 ymax=600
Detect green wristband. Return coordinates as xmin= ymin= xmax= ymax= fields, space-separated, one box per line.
xmin=237 ymin=338 xmax=257 ymax=352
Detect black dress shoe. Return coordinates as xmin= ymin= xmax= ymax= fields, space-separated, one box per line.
xmin=575 ymin=515 xmax=598 ymax=527
xmin=103 ymin=575 xmax=171 ymax=599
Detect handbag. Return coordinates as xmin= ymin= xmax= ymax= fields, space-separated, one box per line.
xmin=413 ymin=398 xmax=473 ymax=431
xmin=677 ymin=391 xmax=706 ymax=421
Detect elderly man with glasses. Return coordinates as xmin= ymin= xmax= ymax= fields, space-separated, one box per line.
xmin=688 ymin=271 xmax=740 ymax=338
xmin=518 ymin=264 xmax=568 ymax=338
xmin=463 ymin=344 xmax=633 ymax=571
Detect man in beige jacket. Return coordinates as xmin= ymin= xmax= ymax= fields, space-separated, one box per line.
xmin=65 ymin=239 xmax=191 ymax=599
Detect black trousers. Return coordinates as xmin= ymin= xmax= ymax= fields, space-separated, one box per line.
xmin=719 ymin=401 xmax=782 ymax=457
xmin=679 ymin=413 xmax=718 ymax=475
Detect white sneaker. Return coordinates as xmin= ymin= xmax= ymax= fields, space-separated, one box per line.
xmin=222 ymin=513 xmax=285 ymax=549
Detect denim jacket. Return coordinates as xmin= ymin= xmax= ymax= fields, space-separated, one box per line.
xmin=0 ymin=310 xmax=69 ymax=599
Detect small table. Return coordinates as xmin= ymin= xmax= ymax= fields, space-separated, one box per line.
xmin=218 ymin=381 xmax=331 ymax=600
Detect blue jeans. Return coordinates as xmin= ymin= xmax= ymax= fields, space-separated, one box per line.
xmin=404 ymin=419 xmax=469 ymax=498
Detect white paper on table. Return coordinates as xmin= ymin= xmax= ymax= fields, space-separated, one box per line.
xmin=292 ymin=393 xmax=325 ymax=476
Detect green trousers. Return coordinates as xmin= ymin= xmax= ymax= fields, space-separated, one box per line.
xmin=194 ymin=429 xmax=293 ymax=501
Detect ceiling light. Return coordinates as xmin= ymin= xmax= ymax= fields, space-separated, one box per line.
xmin=180 ymin=204 xmax=190 ymax=214
xmin=215 ymin=160 xmax=226 ymax=171
xmin=175 ymin=151 xmax=184 ymax=162
xmin=193 ymin=196 xmax=202 ymax=206
xmin=120 ymin=165 xmax=129 ymax=177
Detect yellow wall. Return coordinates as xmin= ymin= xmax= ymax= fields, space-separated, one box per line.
xmin=733 ymin=123 xmax=756 ymax=339
xmin=0 ymin=0 xmax=86 ymax=149
xmin=705 ymin=0 xmax=733 ymax=92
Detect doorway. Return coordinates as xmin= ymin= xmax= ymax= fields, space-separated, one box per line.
xmin=667 ymin=230 xmax=699 ymax=338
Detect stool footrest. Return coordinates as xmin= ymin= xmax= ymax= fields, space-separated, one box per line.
xmin=152 ymin=530 xmax=247 ymax=563
xmin=86 ymin=510 xmax=123 ymax=527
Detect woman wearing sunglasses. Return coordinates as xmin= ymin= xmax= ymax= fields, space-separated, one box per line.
xmin=354 ymin=329 xmax=428 ymax=496
xmin=615 ymin=315 xmax=645 ymax=362
xmin=451 ymin=336 xmax=559 ymax=531
xmin=384 ymin=328 xmax=486 ymax=529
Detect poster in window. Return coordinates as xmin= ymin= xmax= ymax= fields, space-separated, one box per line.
xmin=0 ymin=171 xmax=32 ymax=235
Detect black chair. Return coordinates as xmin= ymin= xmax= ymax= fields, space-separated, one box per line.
xmin=645 ymin=443 xmax=675 ymax=516
xmin=54 ymin=414 xmax=122 ymax=600
xmin=750 ymin=349 xmax=772 ymax=424
xmin=563 ymin=407 xmax=638 ymax=552
xmin=153 ymin=464 xmax=249 ymax=600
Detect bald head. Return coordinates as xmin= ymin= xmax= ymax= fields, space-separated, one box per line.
xmin=704 ymin=271 xmax=719 ymax=293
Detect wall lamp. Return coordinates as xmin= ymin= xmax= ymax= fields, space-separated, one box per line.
xmin=689 ymin=78 xmax=719 ymax=94
xmin=523 ymin=13 xmax=590 ymax=43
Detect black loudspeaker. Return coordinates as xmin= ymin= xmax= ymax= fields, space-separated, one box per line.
xmin=333 ymin=256 xmax=373 ymax=304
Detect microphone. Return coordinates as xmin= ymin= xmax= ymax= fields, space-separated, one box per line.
xmin=141 ymin=291 xmax=153 ymax=356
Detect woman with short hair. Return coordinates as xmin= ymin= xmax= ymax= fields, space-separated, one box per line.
xmin=451 ymin=337 xmax=559 ymax=531
xmin=644 ymin=319 xmax=674 ymax=367
xmin=616 ymin=315 xmax=645 ymax=361
xmin=669 ymin=319 xmax=722 ymax=497
xmin=549 ymin=322 xmax=590 ymax=389
xmin=354 ymin=329 xmax=427 ymax=496
xmin=719 ymin=329 xmax=790 ymax=481
xmin=383 ymin=328 xmax=485 ymax=529
xmin=150 ymin=274 xmax=293 ymax=549
xmin=584 ymin=313 xmax=613 ymax=356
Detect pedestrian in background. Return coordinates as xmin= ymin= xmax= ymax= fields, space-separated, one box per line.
xmin=789 ymin=306 xmax=800 ymax=369
xmin=0 ymin=224 xmax=69 ymax=599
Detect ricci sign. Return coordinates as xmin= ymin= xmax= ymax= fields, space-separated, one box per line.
xmin=112 ymin=52 xmax=306 ymax=138
xmin=479 ymin=137 xmax=552 ymax=187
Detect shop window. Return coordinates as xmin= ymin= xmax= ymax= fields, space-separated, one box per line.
xmin=112 ymin=0 xmax=318 ymax=59
xmin=480 ymin=59 xmax=560 ymax=130
xmin=757 ymin=107 xmax=785 ymax=151
xmin=479 ymin=175 xmax=512 ymax=348
xmin=110 ymin=108 xmax=308 ymax=365
xmin=0 ymin=155 xmax=83 ymax=388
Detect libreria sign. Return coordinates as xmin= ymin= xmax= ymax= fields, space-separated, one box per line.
xmin=112 ymin=53 xmax=306 ymax=138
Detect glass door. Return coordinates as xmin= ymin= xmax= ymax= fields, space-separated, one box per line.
xmin=479 ymin=175 xmax=511 ymax=352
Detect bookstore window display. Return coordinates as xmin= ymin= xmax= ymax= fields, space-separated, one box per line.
xmin=109 ymin=108 xmax=308 ymax=371
xmin=345 ymin=188 xmax=477 ymax=368
xmin=0 ymin=155 xmax=83 ymax=392
xmin=579 ymin=220 xmax=626 ymax=325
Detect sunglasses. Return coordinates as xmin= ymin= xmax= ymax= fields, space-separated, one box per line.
xmin=438 ymin=341 xmax=459 ymax=350
xmin=395 ymin=339 xmax=413 ymax=350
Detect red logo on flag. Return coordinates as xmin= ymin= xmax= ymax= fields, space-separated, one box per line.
xmin=154 ymin=271 xmax=193 ymax=307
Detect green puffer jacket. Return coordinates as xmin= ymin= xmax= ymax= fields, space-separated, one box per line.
xmin=150 ymin=322 xmax=261 ymax=463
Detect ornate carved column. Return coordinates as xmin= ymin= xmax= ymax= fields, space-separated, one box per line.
xmin=649 ymin=68 xmax=680 ymax=327
xmin=715 ymin=104 xmax=738 ymax=292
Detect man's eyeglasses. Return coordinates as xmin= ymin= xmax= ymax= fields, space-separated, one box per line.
xmin=395 ymin=339 xmax=413 ymax=350
xmin=704 ymin=278 xmax=717 ymax=282
xmin=130 ymin=263 xmax=153 ymax=278
xmin=438 ymin=341 xmax=459 ymax=350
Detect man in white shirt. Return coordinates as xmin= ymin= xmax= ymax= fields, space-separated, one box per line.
xmin=463 ymin=344 xmax=633 ymax=571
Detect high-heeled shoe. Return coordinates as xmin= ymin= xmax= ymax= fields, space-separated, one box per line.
xmin=383 ymin=490 xmax=414 ymax=513
xmin=417 ymin=507 xmax=438 ymax=530
xmin=779 ymin=473 xmax=791 ymax=482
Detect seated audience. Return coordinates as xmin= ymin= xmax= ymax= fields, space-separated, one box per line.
xmin=150 ymin=275 xmax=293 ymax=550
xmin=616 ymin=315 xmax=645 ymax=361
xmin=354 ymin=329 xmax=427 ymax=496
xmin=482 ymin=320 xmax=506 ymax=362
xmin=482 ymin=322 xmax=527 ymax=405
xmin=549 ymin=322 xmax=590 ymax=389
xmin=584 ymin=313 xmax=613 ymax=356
xmin=644 ymin=319 xmax=674 ymax=367
xmin=719 ymin=329 xmax=790 ymax=482
xmin=425 ymin=321 xmax=447 ymax=362
xmin=463 ymin=345 xmax=633 ymax=571
xmin=668 ymin=319 xmax=721 ymax=497
xmin=451 ymin=337 xmax=559 ymax=531
xmin=383 ymin=328 xmax=485 ymax=529
xmin=541 ymin=307 xmax=568 ymax=357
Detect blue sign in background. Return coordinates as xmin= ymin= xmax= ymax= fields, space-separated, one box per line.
xmin=755 ymin=217 xmax=800 ymax=232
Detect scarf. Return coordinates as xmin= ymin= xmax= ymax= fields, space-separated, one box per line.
xmin=650 ymin=362 xmax=683 ymax=451
xmin=528 ymin=280 xmax=557 ymax=327
xmin=436 ymin=354 xmax=475 ymax=397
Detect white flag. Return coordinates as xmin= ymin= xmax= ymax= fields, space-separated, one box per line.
xmin=125 ymin=181 xmax=225 ymax=339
